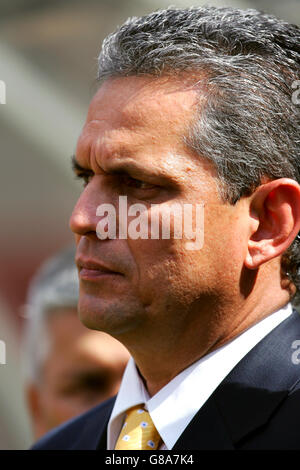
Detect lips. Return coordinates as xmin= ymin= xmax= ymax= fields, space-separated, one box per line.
xmin=76 ymin=258 xmax=121 ymax=281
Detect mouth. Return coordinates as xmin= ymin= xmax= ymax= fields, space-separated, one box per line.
xmin=76 ymin=258 xmax=122 ymax=281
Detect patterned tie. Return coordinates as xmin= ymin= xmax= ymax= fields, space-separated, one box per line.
xmin=115 ymin=404 xmax=162 ymax=450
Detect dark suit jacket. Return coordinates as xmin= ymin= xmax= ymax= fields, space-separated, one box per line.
xmin=31 ymin=309 xmax=300 ymax=450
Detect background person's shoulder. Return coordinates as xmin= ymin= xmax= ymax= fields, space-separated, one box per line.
xmin=30 ymin=396 xmax=116 ymax=450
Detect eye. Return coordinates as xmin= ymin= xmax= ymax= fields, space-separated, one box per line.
xmin=121 ymin=175 xmax=156 ymax=190
xmin=75 ymin=171 xmax=94 ymax=188
xmin=59 ymin=372 xmax=112 ymax=399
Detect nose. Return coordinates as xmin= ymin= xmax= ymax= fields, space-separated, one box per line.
xmin=69 ymin=177 xmax=102 ymax=237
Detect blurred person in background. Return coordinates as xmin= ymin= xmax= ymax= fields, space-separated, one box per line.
xmin=22 ymin=245 xmax=130 ymax=439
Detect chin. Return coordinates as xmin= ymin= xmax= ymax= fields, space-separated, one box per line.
xmin=78 ymin=295 xmax=143 ymax=336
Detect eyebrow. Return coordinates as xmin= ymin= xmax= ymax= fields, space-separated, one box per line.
xmin=71 ymin=154 xmax=176 ymax=187
xmin=71 ymin=155 xmax=139 ymax=179
xmin=72 ymin=154 xmax=151 ymax=179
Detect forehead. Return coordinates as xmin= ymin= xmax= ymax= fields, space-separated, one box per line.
xmin=46 ymin=309 xmax=129 ymax=361
xmin=76 ymin=75 xmax=201 ymax=172
xmin=87 ymin=75 xmax=198 ymax=126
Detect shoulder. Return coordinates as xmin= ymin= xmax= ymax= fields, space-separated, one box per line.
xmin=30 ymin=396 xmax=116 ymax=450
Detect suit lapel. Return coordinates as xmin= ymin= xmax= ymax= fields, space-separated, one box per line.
xmin=213 ymin=310 xmax=300 ymax=446
xmin=173 ymin=396 xmax=235 ymax=449
xmin=69 ymin=396 xmax=116 ymax=449
xmin=173 ymin=310 xmax=300 ymax=449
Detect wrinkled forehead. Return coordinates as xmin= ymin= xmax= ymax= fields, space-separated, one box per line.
xmin=75 ymin=75 xmax=205 ymax=178
xmin=85 ymin=75 xmax=200 ymax=133
xmin=76 ymin=75 xmax=204 ymax=171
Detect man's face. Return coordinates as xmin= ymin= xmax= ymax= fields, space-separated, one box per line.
xmin=27 ymin=308 xmax=130 ymax=438
xmin=70 ymin=76 xmax=250 ymax=347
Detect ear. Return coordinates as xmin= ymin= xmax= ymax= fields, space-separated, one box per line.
xmin=245 ymin=178 xmax=300 ymax=270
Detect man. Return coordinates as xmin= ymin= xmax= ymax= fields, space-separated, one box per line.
xmin=23 ymin=245 xmax=129 ymax=440
xmin=32 ymin=6 xmax=300 ymax=449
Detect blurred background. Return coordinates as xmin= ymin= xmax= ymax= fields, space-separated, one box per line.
xmin=0 ymin=0 xmax=299 ymax=449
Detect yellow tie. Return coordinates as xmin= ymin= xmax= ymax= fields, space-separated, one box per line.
xmin=115 ymin=404 xmax=162 ymax=450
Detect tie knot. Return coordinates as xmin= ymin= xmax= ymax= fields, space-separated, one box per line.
xmin=115 ymin=404 xmax=162 ymax=450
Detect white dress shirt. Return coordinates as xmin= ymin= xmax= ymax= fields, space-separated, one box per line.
xmin=107 ymin=303 xmax=293 ymax=450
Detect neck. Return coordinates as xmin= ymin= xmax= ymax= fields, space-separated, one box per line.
xmin=115 ymin=281 xmax=291 ymax=397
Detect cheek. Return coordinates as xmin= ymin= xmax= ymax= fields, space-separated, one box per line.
xmin=39 ymin=390 xmax=70 ymax=427
xmin=41 ymin=390 xmax=90 ymax=426
xmin=126 ymin=204 xmax=247 ymax=303
xmin=129 ymin=237 xmax=210 ymax=306
xmin=40 ymin=368 xmax=81 ymax=425
xmin=202 ymin=209 xmax=248 ymax=283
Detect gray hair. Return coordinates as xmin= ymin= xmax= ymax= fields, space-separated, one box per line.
xmin=22 ymin=245 xmax=79 ymax=383
xmin=97 ymin=6 xmax=300 ymax=303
